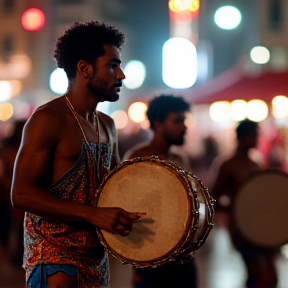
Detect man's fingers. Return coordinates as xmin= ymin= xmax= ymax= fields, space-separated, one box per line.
xmin=115 ymin=223 xmax=130 ymax=236
xmin=128 ymin=212 xmax=147 ymax=220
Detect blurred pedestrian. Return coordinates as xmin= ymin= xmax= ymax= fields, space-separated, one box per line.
xmin=0 ymin=120 xmax=26 ymax=264
xmin=124 ymin=94 xmax=198 ymax=288
xmin=210 ymin=119 xmax=278 ymax=288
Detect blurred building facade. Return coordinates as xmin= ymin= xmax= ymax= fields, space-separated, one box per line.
xmin=0 ymin=0 xmax=288 ymax=114
xmin=257 ymin=0 xmax=288 ymax=71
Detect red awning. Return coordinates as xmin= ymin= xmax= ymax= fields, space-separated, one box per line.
xmin=145 ymin=68 xmax=288 ymax=105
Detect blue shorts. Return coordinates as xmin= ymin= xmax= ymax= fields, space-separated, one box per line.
xmin=27 ymin=264 xmax=77 ymax=288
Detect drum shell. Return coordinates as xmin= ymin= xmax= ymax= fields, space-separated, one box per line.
xmin=96 ymin=157 xmax=214 ymax=267
xmin=176 ymin=173 xmax=214 ymax=256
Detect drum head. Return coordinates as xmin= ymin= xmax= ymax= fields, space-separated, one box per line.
xmin=96 ymin=159 xmax=193 ymax=267
xmin=233 ymin=170 xmax=288 ymax=248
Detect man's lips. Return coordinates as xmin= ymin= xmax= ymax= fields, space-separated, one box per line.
xmin=114 ymin=85 xmax=122 ymax=92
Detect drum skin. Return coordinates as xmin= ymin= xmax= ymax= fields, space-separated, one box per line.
xmin=233 ymin=170 xmax=288 ymax=248
xmin=95 ymin=156 xmax=214 ymax=267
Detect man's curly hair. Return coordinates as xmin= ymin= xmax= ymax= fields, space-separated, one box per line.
xmin=146 ymin=94 xmax=191 ymax=130
xmin=53 ymin=21 xmax=125 ymax=79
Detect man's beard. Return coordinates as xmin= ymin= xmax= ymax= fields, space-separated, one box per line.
xmin=87 ymin=77 xmax=119 ymax=102
xmin=165 ymin=133 xmax=185 ymax=146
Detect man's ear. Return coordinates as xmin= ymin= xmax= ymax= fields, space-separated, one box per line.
xmin=77 ymin=60 xmax=91 ymax=79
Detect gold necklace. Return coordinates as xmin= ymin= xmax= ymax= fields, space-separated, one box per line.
xmin=65 ymin=95 xmax=99 ymax=144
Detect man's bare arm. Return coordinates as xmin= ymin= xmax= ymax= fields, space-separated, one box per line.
xmin=11 ymin=107 xmax=140 ymax=236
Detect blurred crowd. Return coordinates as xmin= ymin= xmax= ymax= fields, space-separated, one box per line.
xmin=0 ymin=113 xmax=287 ymax=288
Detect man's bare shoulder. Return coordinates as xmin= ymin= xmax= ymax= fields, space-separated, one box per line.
xmin=24 ymin=97 xmax=66 ymax=141
xmin=122 ymin=142 xmax=152 ymax=160
xmin=32 ymin=97 xmax=64 ymax=116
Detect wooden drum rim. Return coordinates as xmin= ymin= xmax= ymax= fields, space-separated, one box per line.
xmin=95 ymin=156 xmax=214 ymax=267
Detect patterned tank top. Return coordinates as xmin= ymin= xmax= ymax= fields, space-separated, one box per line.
xmin=23 ymin=103 xmax=113 ymax=288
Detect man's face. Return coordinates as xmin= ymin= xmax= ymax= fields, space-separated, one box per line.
xmin=87 ymin=44 xmax=125 ymax=102
xmin=162 ymin=111 xmax=187 ymax=145
xmin=245 ymin=130 xmax=258 ymax=149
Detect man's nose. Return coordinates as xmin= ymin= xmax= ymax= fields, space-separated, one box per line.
xmin=182 ymin=122 xmax=187 ymax=131
xmin=117 ymin=67 xmax=125 ymax=80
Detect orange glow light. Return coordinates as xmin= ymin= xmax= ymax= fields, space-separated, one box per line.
xmin=169 ymin=0 xmax=200 ymax=13
xmin=21 ymin=8 xmax=45 ymax=31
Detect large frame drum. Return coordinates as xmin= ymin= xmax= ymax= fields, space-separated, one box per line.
xmin=233 ymin=170 xmax=288 ymax=248
xmin=95 ymin=156 xmax=214 ymax=267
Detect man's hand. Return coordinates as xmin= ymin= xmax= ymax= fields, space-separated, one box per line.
xmin=89 ymin=207 xmax=145 ymax=237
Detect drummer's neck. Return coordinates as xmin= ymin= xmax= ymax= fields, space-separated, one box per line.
xmin=236 ymin=145 xmax=250 ymax=158
xmin=149 ymin=138 xmax=170 ymax=157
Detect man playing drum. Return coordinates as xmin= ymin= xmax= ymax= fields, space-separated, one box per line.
xmin=11 ymin=21 xmax=142 ymax=288
xmin=211 ymin=119 xmax=278 ymax=288
xmin=123 ymin=95 xmax=198 ymax=288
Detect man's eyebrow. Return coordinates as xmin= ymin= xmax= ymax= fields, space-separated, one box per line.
xmin=111 ymin=58 xmax=121 ymax=64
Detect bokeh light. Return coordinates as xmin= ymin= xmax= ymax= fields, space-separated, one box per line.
xmin=0 ymin=103 xmax=14 ymax=121
xmin=0 ymin=81 xmax=12 ymax=102
xmin=49 ymin=68 xmax=68 ymax=94
xmin=230 ymin=100 xmax=248 ymax=121
xmin=21 ymin=8 xmax=45 ymax=31
xmin=123 ymin=60 xmax=146 ymax=90
xmin=128 ymin=101 xmax=147 ymax=123
xmin=272 ymin=95 xmax=288 ymax=119
xmin=250 ymin=46 xmax=270 ymax=64
xmin=214 ymin=5 xmax=242 ymax=30
xmin=10 ymin=80 xmax=22 ymax=97
xmin=169 ymin=0 xmax=200 ymax=13
xmin=0 ymin=54 xmax=31 ymax=79
xmin=111 ymin=110 xmax=128 ymax=129
xmin=209 ymin=101 xmax=230 ymax=122
xmin=162 ymin=37 xmax=197 ymax=89
xmin=12 ymin=101 xmax=33 ymax=120
xmin=247 ymin=99 xmax=268 ymax=122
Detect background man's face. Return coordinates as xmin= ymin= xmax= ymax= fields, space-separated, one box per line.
xmin=162 ymin=111 xmax=187 ymax=145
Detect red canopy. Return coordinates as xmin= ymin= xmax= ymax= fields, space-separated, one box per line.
xmin=146 ymin=68 xmax=288 ymax=105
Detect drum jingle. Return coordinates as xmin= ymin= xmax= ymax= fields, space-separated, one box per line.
xmin=95 ymin=156 xmax=215 ymax=267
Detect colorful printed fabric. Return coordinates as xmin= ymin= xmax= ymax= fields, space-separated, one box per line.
xmin=24 ymin=142 xmax=112 ymax=288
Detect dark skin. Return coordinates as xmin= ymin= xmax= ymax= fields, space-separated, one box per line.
xmin=125 ymin=112 xmax=187 ymax=163
xmin=11 ymin=45 xmax=141 ymax=288
xmin=211 ymin=131 xmax=260 ymax=218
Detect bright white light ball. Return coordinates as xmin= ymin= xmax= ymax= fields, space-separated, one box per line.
xmin=0 ymin=81 xmax=12 ymax=102
xmin=209 ymin=101 xmax=230 ymax=122
xmin=272 ymin=95 xmax=288 ymax=119
xmin=124 ymin=60 xmax=146 ymax=90
xmin=250 ymin=46 xmax=270 ymax=64
xmin=49 ymin=68 xmax=68 ymax=94
xmin=230 ymin=100 xmax=248 ymax=121
xmin=214 ymin=5 xmax=242 ymax=30
xmin=247 ymin=99 xmax=268 ymax=122
xmin=162 ymin=37 xmax=197 ymax=89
